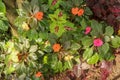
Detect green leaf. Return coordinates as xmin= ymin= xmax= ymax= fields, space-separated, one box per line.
xmin=111 ymin=36 xmax=120 ymax=48
xmin=85 ymin=7 xmax=93 ymax=15
xmin=0 ymin=1 xmax=6 ymax=14
xmin=41 ymin=4 xmax=49 ymax=12
xmin=48 ymin=33 xmax=58 ymax=45
xmin=5 ymin=66 xmax=15 ymax=74
xmin=98 ymin=43 xmax=109 ymax=54
xmin=81 ymin=36 xmax=93 ymax=47
xmin=76 ymin=0 xmax=84 ymax=5
xmin=43 ymin=56 xmax=48 ymax=64
xmin=104 ymin=26 xmax=114 ymax=36
xmin=90 ymin=20 xmax=103 ymax=37
xmin=71 ymin=42 xmax=81 ymax=50
xmin=64 ymin=21 xmax=75 ymax=30
xmin=29 ymin=45 xmax=38 ymax=53
xmin=29 ymin=53 xmax=37 ymax=60
xmin=63 ymin=61 xmax=69 ymax=70
xmin=105 ymin=52 xmax=115 ymax=61
xmin=5 ymin=55 xmax=11 ymax=65
xmin=62 ymin=41 xmax=71 ymax=50
xmin=87 ymin=53 xmax=99 ymax=64
xmin=80 ymin=18 xmax=87 ymax=30
xmin=18 ymin=73 xmax=26 ymax=80
xmin=83 ymin=48 xmax=93 ymax=60
xmin=57 ymin=60 xmax=63 ymax=72
xmin=50 ymin=23 xmax=65 ymax=37
xmin=27 ymin=29 xmax=38 ymax=40
xmin=0 ymin=20 xmax=8 ymax=31
xmin=104 ymin=36 xmax=110 ymax=42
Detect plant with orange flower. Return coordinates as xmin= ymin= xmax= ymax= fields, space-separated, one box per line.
xmin=78 ymin=8 xmax=84 ymax=16
xmin=52 ymin=43 xmax=61 ymax=52
xmin=35 ymin=72 xmax=42 ymax=78
xmin=71 ymin=7 xmax=79 ymax=15
xmin=71 ymin=7 xmax=84 ymax=16
xmin=34 ymin=12 xmax=44 ymax=21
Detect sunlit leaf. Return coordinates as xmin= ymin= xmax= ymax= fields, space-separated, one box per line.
xmin=87 ymin=53 xmax=99 ymax=64
xmin=29 ymin=45 xmax=38 ymax=53
xmin=104 ymin=26 xmax=114 ymax=36
xmin=83 ymin=48 xmax=93 ymax=60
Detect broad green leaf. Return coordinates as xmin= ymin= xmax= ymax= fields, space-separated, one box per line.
xmin=0 ymin=1 xmax=6 ymax=14
xmin=83 ymin=48 xmax=93 ymax=60
xmin=5 ymin=66 xmax=15 ymax=74
xmin=62 ymin=41 xmax=71 ymax=50
xmin=48 ymin=33 xmax=58 ymax=45
xmin=104 ymin=36 xmax=110 ymax=42
xmin=90 ymin=20 xmax=103 ymax=37
xmin=71 ymin=42 xmax=81 ymax=50
xmin=87 ymin=53 xmax=99 ymax=64
xmin=39 ymin=32 xmax=48 ymax=40
xmin=60 ymin=32 xmax=73 ymax=43
xmin=0 ymin=20 xmax=8 ymax=31
xmin=98 ymin=43 xmax=109 ymax=54
xmin=111 ymin=36 xmax=120 ymax=48
xmin=104 ymin=26 xmax=114 ymax=36
xmin=81 ymin=36 xmax=93 ymax=47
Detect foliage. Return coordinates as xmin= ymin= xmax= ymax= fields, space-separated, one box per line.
xmin=0 ymin=0 xmax=120 ymax=79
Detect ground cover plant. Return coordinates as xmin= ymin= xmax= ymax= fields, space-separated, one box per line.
xmin=0 ymin=0 xmax=120 ymax=80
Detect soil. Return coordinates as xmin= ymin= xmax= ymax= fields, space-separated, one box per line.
xmin=107 ymin=54 xmax=120 ymax=80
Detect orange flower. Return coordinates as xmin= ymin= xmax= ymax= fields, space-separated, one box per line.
xmin=34 ymin=12 xmax=43 ymax=20
xmin=71 ymin=7 xmax=79 ymax=15
xmin=78 ymin=8 xmax=84 ymax=16
xmin=35 ymin=72 xmax=42 ymax=78
xmin=52 ymin=43 xmax=61 ymax=52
